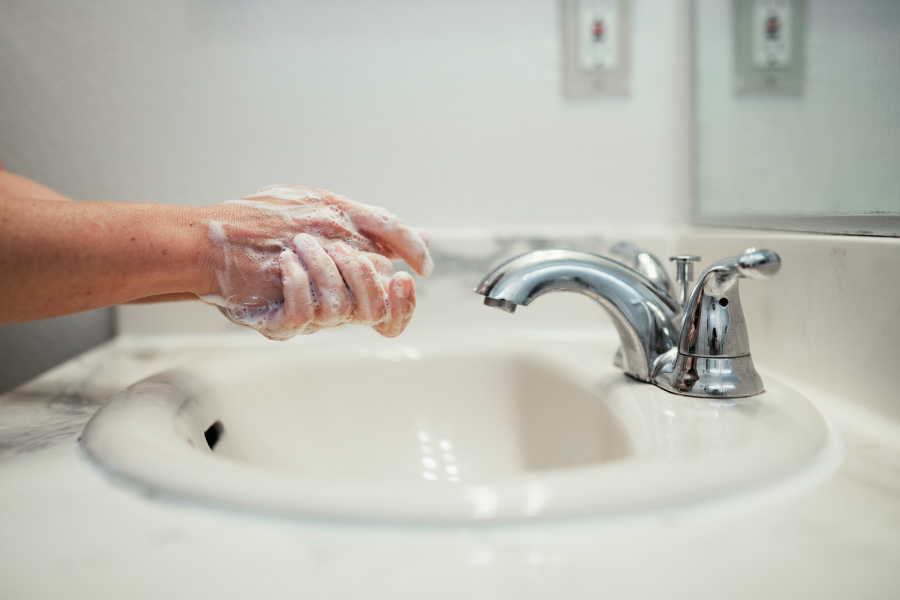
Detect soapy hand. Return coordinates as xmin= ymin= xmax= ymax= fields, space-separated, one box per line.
xmin=200 ymin=185 xmax=433 ymax=340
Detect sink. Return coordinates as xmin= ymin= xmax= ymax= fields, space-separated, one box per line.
xmin=80 ymin=330 xmax=830 ymax=523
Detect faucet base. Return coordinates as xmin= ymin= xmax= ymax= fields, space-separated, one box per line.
xmin=652 ymin=350 xmax=765 ymax=398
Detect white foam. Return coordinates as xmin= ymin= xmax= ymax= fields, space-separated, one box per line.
xmin=203 ymin=187 xmax=429 ymax=339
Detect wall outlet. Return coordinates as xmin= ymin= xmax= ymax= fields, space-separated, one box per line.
xmin=734 ymin=0 xmax=805 ymax=93
xmin=560 ymin=0 xmax=631 ymax=97
xmin=752 ymin=0 xmax=793 ymax=69
xmin=578 ymin=0 xmax=620 ymax=72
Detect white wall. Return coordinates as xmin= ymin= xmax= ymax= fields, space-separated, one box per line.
xmin=0 ymin=0 xmax=690 ymax=230
xmin=0 ymin=0 xmax=690 ymax=390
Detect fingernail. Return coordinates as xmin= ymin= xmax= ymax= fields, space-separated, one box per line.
xmin=278 ymin=248 xmax=294 ymax=269
xmin=394 ymin=274 xmax=412 ymax=299
xmin=420 ymin=255 xmax=434 ymax=277
xmin=293 ymin=233 xmax=315 ymax=249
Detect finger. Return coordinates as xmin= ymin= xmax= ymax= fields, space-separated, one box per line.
xmin=328 ymin=243 xmax=388 ymax=325
xmin=360 ymin=251 xmax=393 ymax=277
xmin=307 ymin=206 xmax=382 ymax=253
xmin=342 ymin=205 xmax=434 ymax=278
xmin=413 ymin=227 xmax=432 ymax=248
xmin=292 ymin=233 xmax=352 ymax=327
xmin=271 ymin=248 xmax=316 ymax=332
xmin=373 ymin=272 xmax=416 ymax=338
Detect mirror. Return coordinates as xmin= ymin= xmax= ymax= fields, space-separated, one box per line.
xmin=693 ymin=0 xmax=900 ymax=236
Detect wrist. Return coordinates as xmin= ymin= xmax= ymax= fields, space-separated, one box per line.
xmin=172 ymin=204 xmax=220 ymax=299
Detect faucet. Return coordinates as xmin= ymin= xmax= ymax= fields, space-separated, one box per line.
xmin=475 ymin=247 xmax=780 ymax=398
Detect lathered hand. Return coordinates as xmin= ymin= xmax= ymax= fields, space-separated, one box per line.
xmin=200 ymin=185 xmax=432 ymax=340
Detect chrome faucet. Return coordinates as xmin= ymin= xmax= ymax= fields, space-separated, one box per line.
xmin=475 ymin=247 xmax=780 ymax=398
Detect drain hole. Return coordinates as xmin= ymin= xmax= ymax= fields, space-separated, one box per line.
xmin=204 ymin=421 xmax=225 ymax=451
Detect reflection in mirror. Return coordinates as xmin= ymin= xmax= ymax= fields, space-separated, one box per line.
xmin=693 ymin=0 xmax=900 ymax=236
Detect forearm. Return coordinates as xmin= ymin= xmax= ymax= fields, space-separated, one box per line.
xmin=0 ymin=173 xmax=432 ymax=339
xmin=125 ymin=292 xmax=204 ymax=304
xmin=0 ymin=197 xmax=215 ymax=323
xmin=0 ymin=169 xmax=73 ymax=201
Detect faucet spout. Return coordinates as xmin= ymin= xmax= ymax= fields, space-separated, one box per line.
xmin=475 ymin=249 xmax=681 ymax=382
xmin=478 ymin=246 xmax=780 ymax=398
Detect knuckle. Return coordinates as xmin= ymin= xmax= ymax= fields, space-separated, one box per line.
xmin=289 ymin=307 xmax=316 ymax=329
xmin=371 ymin=290 xmax=389 ymax=321
xmin=335 ymin=297 xmax=353 ymax=319
xmin=321 ymin=293 xmax=352 ymax=322
xmin=311 ymin=189 xmax=339 ymax=205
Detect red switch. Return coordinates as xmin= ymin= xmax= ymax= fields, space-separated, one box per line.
xmin=765 ymin=15 xmax=781 ymax=39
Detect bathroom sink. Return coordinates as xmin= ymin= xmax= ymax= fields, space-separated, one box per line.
xmin=80 ymin=330 xmax=830 ymax=522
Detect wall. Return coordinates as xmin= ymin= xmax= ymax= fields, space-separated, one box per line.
xmin=0 ymin=0 xmax=690 ymax=228
xmin=0 ymin=0 xmax=690 ymax=390
xmin=0 ymin=311 xmax=114 ymax=394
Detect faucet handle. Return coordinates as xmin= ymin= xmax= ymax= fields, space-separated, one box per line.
xmin=736 ymin=247 xmax=781 ymax=279
xmin=669 ymin=255 xmax=701 ymax=307
xmin=680 ymin=248 xmax=781 ymax=357
xmin=609 ymin=242 xmax=673 ymax=298
xmin=654 ymin=248 xmax=782 ymax=398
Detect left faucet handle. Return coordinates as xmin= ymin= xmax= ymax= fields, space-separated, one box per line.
xmin=669 ymin=255 xmax=701 ymax=307
xmin=609 ymin=242 xmax=673 ymax=298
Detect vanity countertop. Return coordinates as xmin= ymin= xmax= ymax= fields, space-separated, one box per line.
xmin=4 ymin=229 xmax=900 ymax=599
xmin=1 ymin=328 xmax=899 ymax=600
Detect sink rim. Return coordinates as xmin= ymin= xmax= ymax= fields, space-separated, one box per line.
xmin=79 ymin=333 xmax=834 ymax=523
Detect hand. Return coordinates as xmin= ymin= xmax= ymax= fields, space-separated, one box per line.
xmin=199 ymin=185 xmax=432 ymax=340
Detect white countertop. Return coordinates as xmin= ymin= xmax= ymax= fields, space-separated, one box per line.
xmin=3 ymin=229 xmax=900 ymax=599
xmin=1 ymin=329 xmax=899 ymax=600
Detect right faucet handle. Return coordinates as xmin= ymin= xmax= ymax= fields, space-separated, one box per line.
xmin=654 ymin=248 xmax=782 ymax=398
xmin=680 ymin=248 xmax=781 ymax=359
xmin=735 ymin=247 xmax=782 ymax=279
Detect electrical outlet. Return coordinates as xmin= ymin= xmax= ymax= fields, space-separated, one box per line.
xmin=734 ymin=0 xmax=805 ymax=93
xmin=560 ymin=0 xmax=630 ymax=97
xmin=578 ymin=0 xmax=620 ymax=72
xmin=752 ymin=0 xmax=793 ymax=69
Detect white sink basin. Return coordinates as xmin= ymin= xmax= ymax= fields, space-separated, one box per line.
xmin=80 ymin=331 xmax=830 ymax=523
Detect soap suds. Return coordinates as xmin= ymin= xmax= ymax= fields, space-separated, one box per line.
xmin=202 ymin=185 xmax=430 ymax=339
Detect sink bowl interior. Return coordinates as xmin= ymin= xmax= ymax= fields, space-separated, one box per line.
xmin=80 ymin=332 xmax=831 ymax=523
xmin=206 ymin=346 xmax=631 ymax=483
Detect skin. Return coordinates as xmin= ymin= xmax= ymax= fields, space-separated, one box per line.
xmin=0 ymin=166 xmax=432 ymax=339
